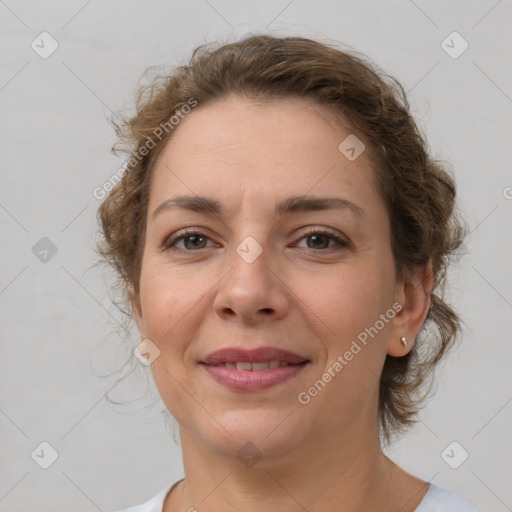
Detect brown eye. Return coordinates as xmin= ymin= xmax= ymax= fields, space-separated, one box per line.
xmin=163 ymin=230 xmax=214 ymax=251
xmin=297 ymin=228 xmax=349 ymax=251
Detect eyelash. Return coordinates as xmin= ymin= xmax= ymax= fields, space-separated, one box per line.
xmin=163 ymin=227 xmax=350 ymax=252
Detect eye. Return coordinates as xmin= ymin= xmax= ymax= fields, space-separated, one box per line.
xmin=163 ymin=229 xmax=217 ymax=251
xmin=162 ymin=227 xmax=350 ymax=253
xmin=295 ymin=227 xmax=349 ymax=251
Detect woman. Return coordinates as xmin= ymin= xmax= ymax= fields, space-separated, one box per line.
xmin=97 ymin=35 xmax=482 ymax=511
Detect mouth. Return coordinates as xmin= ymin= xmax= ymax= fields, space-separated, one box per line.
xmin=205 ymin=360 xmax=298 ymax=370
xmin=199 ymin=346 xmax=311 ymax=391
xmin=200 ymin=346 xmax=309 ymax=365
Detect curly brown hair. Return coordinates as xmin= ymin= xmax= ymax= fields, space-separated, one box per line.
xmin=96 ymin=35 xmax=467 ymax=444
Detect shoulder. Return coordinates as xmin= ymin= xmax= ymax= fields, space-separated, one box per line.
xmin=112 ymin=484 xmax=174 ymax=512
xmin=414 ymin=484 xmax=483 ymax=512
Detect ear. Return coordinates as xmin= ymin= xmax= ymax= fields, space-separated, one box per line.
xmin=387 ymin=260 xmax=433 ymax=357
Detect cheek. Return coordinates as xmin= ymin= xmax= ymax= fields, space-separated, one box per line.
xmin=140 ymin=265 xmax=206 ymax=419
xmin=139 ymin=263 xmax=202 ymax=350
xmin=307 ymin=263 xmax=391 ymax=328
xmin=300 ymin=259 xmax=395 ymax=370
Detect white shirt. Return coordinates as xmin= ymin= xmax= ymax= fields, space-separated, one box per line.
xmin=114 ymin=480 xmax=483 ymax=512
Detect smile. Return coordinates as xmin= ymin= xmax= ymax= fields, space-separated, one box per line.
xmin=200 ymin=361 xmax=309 ymax=391
xmin=208 ymin=361 xmax=294 ymax=370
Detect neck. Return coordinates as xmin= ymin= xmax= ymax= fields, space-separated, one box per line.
xmin=164 ymin=423 xmax=423 ymax=512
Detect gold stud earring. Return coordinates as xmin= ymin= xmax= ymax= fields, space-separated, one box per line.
xmin=400 ymin=336 xmax=408 ymax=347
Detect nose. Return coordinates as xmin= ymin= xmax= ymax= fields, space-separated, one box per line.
xmin=212 ymin=237 xmax=290 ymax=326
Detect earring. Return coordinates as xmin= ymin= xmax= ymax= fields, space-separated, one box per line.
xmin=400 ymin=336 xmax=408 ymax=347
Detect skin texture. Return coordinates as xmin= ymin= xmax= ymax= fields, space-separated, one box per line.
xmin=132 ymin=95 xmax=433 ymax=512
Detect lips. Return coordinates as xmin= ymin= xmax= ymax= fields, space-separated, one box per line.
xmin=214 ymin=361 xmax=291 ymax=371
xmin=199 ymin=347 xmax=310 ymax=391
xmin=200 ymin=347 xmax=309 ymax=366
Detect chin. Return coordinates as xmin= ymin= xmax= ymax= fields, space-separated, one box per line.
xmin=195 ymin=408 xmax=308 ymax=464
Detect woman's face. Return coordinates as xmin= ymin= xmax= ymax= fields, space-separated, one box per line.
xmin=133 ymin=95 xmax=406 ymax=461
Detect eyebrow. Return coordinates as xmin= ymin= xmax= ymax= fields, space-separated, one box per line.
xmin=152 ymin=194 xmax=365 ymax=219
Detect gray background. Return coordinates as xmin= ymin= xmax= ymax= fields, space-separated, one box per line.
xmin=1 ymin=1 xmax=511 ymax=511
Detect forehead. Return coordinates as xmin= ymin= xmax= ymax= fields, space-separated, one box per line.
xmin=148 ymin=95 xmax=383 ymax=219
